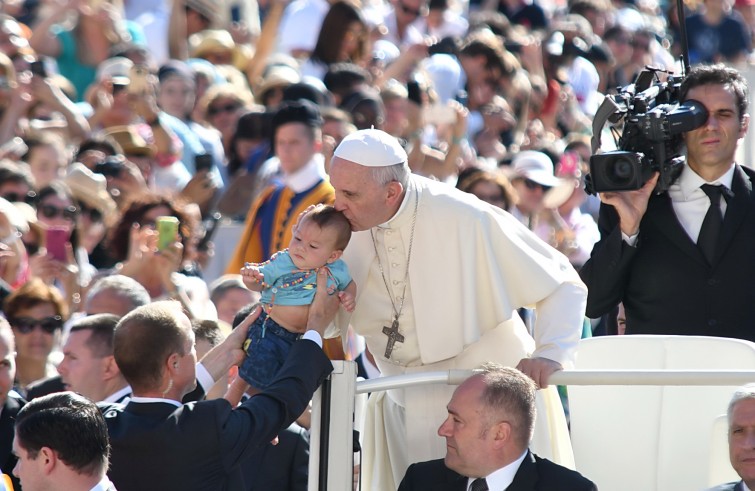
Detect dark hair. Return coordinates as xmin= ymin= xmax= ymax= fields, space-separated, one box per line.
xmin=311 ymin=1 xmax=367 ymax=66
xmin=75 ymin=135 xmax=122 ymax=161
xmin=228 ymin=110 xmax=272 ymax=176
xmin=339 ymin=89 xmax=385 ymax=130
xmin=323 ymin=63 xmax=369 ymax=100
xmin=272 ymin=99 xmax=323 ymax=145
xmin=282 ymin=82 xmax=333 ymax=108
xmin=37 ymin=181 xmax=82 ymax=255
xmin=459 ymin=37 xmax=513 ymax=78
xmin=114 ymin=301 xmax=190 ymax=392
xmin=107 ymin=193 xmax=191 ymax=262
xmin=4 ymin=277 xmax=69 ymax=321
xmin=15 ymin=392 xmax=110 ymax=476
xmin=301 ymin=204 xmax=352 ymax=250
xmin=70 ymin=314 xmax=120 ymax=358
xmin=477 ymin=363 xmax=537 ymax=450
xmin=231 ymin=302 xmax=260 ymax=329
xmin=191 ymin=318 xmax=223 ymax=348
xmin=680 ymin=63 xmax=749 ymax=123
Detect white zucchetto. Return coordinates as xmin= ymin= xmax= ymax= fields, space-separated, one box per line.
xmin=333 ymin=129 xmax=407 ymax=167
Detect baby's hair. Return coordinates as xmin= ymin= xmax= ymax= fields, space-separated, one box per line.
xmin=302 ymin=204 xmax=352 ymax=250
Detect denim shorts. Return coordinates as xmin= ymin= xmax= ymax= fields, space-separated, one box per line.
xmin=238 ymin=310 xmax=302 ymax=390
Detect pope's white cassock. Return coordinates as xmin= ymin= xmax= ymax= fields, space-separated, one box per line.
xmin=333 ymin=172 xmax=587 ymax=489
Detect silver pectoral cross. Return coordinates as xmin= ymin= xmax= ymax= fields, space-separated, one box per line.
xmin=382 ymin=318 xmax=405 ymax=359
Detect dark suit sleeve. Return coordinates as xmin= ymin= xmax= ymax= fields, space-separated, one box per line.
xmin=289 ymin=425 xmax=310 ymax=491
xmin=398 ymin=463 xmax=418 ymax=491
xmin=217 ymin=338 xmax=332 ymax=472
xmin=579 ymin=203 xmax=640 ymax=318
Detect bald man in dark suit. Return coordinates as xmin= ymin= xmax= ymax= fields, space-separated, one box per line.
xmin=399 ymin=364 xmax=596 ymax=491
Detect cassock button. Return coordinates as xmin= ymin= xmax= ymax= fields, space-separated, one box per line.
xmin=707 ymin=278 xmax=718 ymax=286
xmin=392 ymin=263 xmax=399 ymax=267
xmin=393 ymin=280 xmax=399 ymax=285
xmin=388 ymin=247 xmax=395 ymax=252
xmin=708 ymin=319 xmax=718 ymax=327
xmin=386 ymin=230 xmax=393 ymax=235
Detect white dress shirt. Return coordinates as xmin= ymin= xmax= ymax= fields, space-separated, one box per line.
xmin=623 ymin=164 xmax=735 ymax=245
xmin=467 ymin=450 xmax=528 ymax=491
xmin=102 ymin=386 xmax=132 ymax=404
xmin=89 ymin=476 xmax=115 ymax=491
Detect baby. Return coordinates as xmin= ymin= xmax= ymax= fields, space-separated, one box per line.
xmin=238 ymin=204 xmax=356 ymax=394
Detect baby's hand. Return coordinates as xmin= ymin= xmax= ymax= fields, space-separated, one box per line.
xmin=241 ymin=263 xmax=265 ymax=288
xmin=338 ymin=290 xmax=356 ymax=312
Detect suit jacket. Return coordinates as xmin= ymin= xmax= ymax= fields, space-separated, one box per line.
xmin=25 ymin=375 xmax=65 ymax=400
xmin=241 ymin=422 xmax=309 ymax=490
xmin=100 ymin=339 xmax=332 ymax=491
xmin=398 ymin=451 xmax=597 ymax=491
xmin=0 ymin=394 xmax=25 ymax=491
xmin=580 ymin=165 xmax=755 ymax=340
xmin=707 ymin=482 xmax=745 ymax=491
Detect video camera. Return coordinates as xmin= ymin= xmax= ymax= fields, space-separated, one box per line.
xmin=585 ymin=67 xmax=709 ymax=195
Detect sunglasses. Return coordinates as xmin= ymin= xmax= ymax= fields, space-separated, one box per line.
xmin=523 ymin=179 xmax=552 ymax=192
xmin=2 ymin=190 xmax=37 ymax=205
xmin=398 ymin=1 xmax=422 ymax=17
xmin=39 ymin=203 xmax=77 ymax=222
xmin=78 ymin=202 xmax=103 ymax=224
xmin=208 ymin=103 xmax=241 ymax=117
xmin=10 ymin=315 xmax=63 ymax=334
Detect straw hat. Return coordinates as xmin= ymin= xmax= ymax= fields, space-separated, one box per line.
xmin=64 ymin=163 xmax=117 ymax=224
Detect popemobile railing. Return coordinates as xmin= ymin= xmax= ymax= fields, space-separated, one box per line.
xmin=306 ymin=362 xmax=755 ymax=491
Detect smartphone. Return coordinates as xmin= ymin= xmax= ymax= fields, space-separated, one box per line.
xmin=30 ymin=60 xmax=47 ymax=78
xmin=45 ymin=227 xmax=71 ymax=262
xmin=407 ymin=80 xmax=422 ymax=106
xmin=94 ymin=156 xmax=126 ymax=178
xmin=197 ymin=212 xmax=222 ymax=252
xmin=195 ymin=154 xmax=214 ymax=173
xmin=128 ymin=65 xmax=150 ymax=95
xmin=156 ymin=216 xmax=179 ymax=251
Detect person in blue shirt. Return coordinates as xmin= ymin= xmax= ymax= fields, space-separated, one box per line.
xmin=238 ymin=204 xmax=356 ymax=394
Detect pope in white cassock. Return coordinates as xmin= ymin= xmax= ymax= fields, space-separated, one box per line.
xmin=327 ymin=129 xmax=587 ymax=490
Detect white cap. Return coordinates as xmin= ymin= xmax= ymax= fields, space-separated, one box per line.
xmin=512 ymin=151 xmax=563 ymax=188
xmin=333 ymin=129 xmax=407 ymax=167
xmin=97 ymin=57 xmax=133 ymax=83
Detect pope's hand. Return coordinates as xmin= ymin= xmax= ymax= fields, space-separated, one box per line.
xmin=516 ymin=357 xmax=562 ymax=389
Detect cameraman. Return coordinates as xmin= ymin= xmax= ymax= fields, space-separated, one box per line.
xmin=580 ymin=64 xmax=755 ymax=340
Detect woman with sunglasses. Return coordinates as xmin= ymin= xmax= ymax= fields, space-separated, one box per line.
xmin=31 ymin=181 xmax=93 ymax=313
xmin=4 ymin=277 xmax=68 ymax=397
xmin=200 ymin=84 xmax=253 ymax=159
xmin=106 ymin=193 xmax=215 ymax=320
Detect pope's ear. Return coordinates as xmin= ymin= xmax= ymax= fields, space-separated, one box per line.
xmin=385 ymin=181 xmax=404 ymax=204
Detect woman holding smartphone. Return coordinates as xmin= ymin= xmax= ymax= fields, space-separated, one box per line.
xmin=31 ymin=181 xmax=91 ymax=313
xmin=105 ymin=193 xmax=215 ymax=319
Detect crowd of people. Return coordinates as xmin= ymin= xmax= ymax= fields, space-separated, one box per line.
xmin=0 ymin=0 xmax=753 ymax=488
